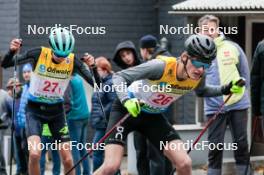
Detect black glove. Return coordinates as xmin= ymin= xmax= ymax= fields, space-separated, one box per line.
xmin=221 ymin=78 xmax=246 ymax=95
xmin=221 ymin=81 xmax=233 ymax=95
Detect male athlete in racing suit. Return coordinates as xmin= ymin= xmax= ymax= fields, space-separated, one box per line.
xmin=1 ymin=27 xmax=100 ymax=175
xmin=94 ymin=34 xmax=244 ymax=175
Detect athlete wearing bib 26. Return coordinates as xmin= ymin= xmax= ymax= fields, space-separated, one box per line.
xmin=1 ymin=28 xmax=100 ymax=175
xmin=94 ymin=34 xmax=244 ymax=175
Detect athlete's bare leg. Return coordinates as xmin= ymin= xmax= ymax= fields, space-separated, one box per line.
xmin=93 ymin=144 xmax=124 ymax=175
xmin=163 ymin=139 xmax=192 ymax=175
xmin=28 ymin=135 xmax=42 ymax=175
xmin=58 ymin=142 xmax=75 ymax=175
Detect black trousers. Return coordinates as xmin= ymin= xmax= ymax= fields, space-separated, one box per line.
xmin=106 ymin=100 xmax=178 ymax=175
xmin=207 ymin=109 xmax=250 ymax=171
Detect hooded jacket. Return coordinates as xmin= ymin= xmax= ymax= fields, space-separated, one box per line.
xmin=112 ymin=41 xmax=141 ymax=69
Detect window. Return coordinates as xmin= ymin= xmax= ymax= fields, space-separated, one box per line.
xmin=167 ymin=92 xmax=205 ymax=128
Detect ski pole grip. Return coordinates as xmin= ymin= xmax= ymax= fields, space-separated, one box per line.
xmin=235 ymin=78 xmax=246 ymax=87
xmin=139 ymin=100 xmax=145 ymax=106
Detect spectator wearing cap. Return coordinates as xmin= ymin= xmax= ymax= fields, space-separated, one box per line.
xmin=139 ymin=34 xmax=171 ymax=61
xmin=22 ymin=63 xmax=32 ymax=82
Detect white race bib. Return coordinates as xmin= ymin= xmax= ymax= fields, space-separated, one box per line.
xmin=29 ymin=73 xmax=69 ymax=102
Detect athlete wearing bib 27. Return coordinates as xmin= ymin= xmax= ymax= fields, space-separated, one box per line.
xmin=1 ymin=28 xmax=100 ymax=175
xmin=94 ymin=34 xmax=245 ymax=175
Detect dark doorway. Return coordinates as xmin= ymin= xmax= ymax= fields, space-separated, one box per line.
xmin=224 ymin=16 xmax=245 ymax=50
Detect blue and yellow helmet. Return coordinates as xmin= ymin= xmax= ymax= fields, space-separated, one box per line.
xmin=49 ymin=27 xmax=75 ymax=58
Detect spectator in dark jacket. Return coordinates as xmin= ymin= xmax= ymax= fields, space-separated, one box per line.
xmin=90 ymin=56 xmax=116 ymax=172
xmin=139 ymin=34 xmax=171 ymax=61
xmin=251 ymin=40 xmax=264 ymax=149
xmin=251 ymin=40 xmax=264 ymax=119
xmin=6 ymin=78 xmax=29 ymax=175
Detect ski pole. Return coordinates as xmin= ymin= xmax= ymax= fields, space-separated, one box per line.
xmin=66 ymin=113 xmax=130 ymax=175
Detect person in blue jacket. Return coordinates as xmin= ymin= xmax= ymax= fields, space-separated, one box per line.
xmin=89 ymin=56 xmax=116 ymax=172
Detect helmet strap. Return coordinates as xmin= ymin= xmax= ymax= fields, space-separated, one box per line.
xmin=182 ymin=57 xmax=191 ymax=79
